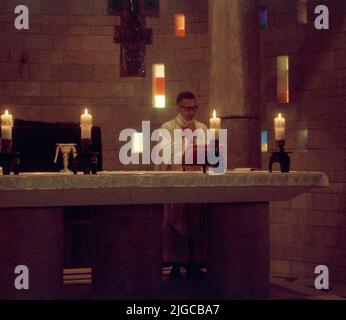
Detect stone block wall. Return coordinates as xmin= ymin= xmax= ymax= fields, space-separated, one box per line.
xmin=260 ymin=0 xmax=346 ymax=283
xmin=0 ymin=0 xmax=209 ymax=170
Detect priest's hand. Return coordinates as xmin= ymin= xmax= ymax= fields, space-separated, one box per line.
xmin=183 ymin=122 xmax=196 ymax=131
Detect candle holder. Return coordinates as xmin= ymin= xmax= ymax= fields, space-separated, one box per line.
xmin=1 ymin=139 xmax=12 ymax=153
xmin=80 ymin=138 xmax=92 ymax=151
xmin=73 ymin=139 xmax=98 ymax=175
xmin=0 ymin=139 xmax=20 ymax=175
xmin=269 ymin=140 xmax=291 ymax=173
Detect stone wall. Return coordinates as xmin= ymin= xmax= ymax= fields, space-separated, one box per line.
xmin=260 ymin=0 xmax=346 ymax=283
xmin=0 ymin=0 xmax=209 ymax=170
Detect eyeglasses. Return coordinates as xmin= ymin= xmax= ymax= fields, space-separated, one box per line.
xmin=179 ymin=105 xmax=198 ymax=112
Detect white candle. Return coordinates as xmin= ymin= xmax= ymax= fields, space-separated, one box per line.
xmin=1 ymin=110 xmax=13 ymax=140
xmin=80 ymin=108 xmax=93 ymax=139
xmin=209 ymin=109 xmax=221 ymax=139
xmin=274 ymin=113 xmax=285 ymax=141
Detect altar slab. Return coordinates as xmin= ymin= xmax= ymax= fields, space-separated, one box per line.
xmin=0 ymin=170 xmax=329 ymax=208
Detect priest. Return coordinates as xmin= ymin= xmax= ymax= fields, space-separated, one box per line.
xmin=156 ymin=91 xmax=208 ymax=280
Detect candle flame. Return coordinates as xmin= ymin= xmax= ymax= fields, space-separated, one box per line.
xmin=84 ymin=108 xmax=88 ymax=115
xmin=278 ymin=113 xmax=282 ymax=118
xmin=5 ymin=110 xmax=8 ymax=115
xmin=213 ymin=109 xmax=216 ymax=118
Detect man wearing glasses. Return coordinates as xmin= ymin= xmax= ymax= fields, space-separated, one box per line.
xmin=159 ymin=91 xmax=208 ymax=281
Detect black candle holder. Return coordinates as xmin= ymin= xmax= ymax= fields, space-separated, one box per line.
xmin=80 ymin=138 xmax=92 ymax=152
xmin=269 ymin=140 xmax=291 ymax=173
xmin=73 ymin=139 xmax=98 ymax=175
xmin=1 ymin=139 xmax=12 ymax=153
xmin=0 ymin=139 xmax=20 ymax=175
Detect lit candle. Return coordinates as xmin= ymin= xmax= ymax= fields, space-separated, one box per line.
xmin=209 ymin=109 xmax=221 ymax=139
xmin=1 ymin=110 xmax=13 ymax=140
xmin=274 ymin=113 xmax=285 ymax=141
xmin=80 ymin=108 xmax=93 ymax=140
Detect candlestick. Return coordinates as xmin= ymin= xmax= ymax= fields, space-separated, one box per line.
xmin=80 ymin=108 xmax=93 ymax=140
xmin=209 ymin=109 xmax=221 ymax=139
xmin=1 ymin=110 xmax=13 ymax=140
xmin=274 ymin=113 xmax=285 ymax=141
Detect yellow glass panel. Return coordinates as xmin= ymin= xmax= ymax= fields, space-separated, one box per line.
xmin=277 ymin=56 xmax=289 ymax=103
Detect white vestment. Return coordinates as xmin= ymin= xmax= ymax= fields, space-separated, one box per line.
xmin=156 ymin=114 xmax=208 ymax=264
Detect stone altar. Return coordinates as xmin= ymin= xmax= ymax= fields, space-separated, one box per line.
xmin=0 ymin=171 xmax=329 ymax=299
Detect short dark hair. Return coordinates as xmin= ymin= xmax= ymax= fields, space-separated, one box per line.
xmin=176 ymin=91 xmax=196 ymax=105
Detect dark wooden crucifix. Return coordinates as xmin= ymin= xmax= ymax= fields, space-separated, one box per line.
xmin=108 ymin=0 xmax=160 ymax=78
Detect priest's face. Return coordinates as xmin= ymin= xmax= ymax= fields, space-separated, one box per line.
xmin=178 ymin=98 xmax=198 ymax=121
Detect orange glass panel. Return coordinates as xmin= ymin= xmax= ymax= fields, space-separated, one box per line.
xmin=152 ymin=64 xmax=165 ymax=108
xmin=297 ymin=0 xmax=308 ymax=24
xmin=155 ymin=78 xmax=165 ymax=95
xmin=175 ymin=14 xmax=185 ymax=37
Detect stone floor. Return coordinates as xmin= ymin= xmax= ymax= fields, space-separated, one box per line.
xmin=62 ymin=267 xmax=346 ymax=300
